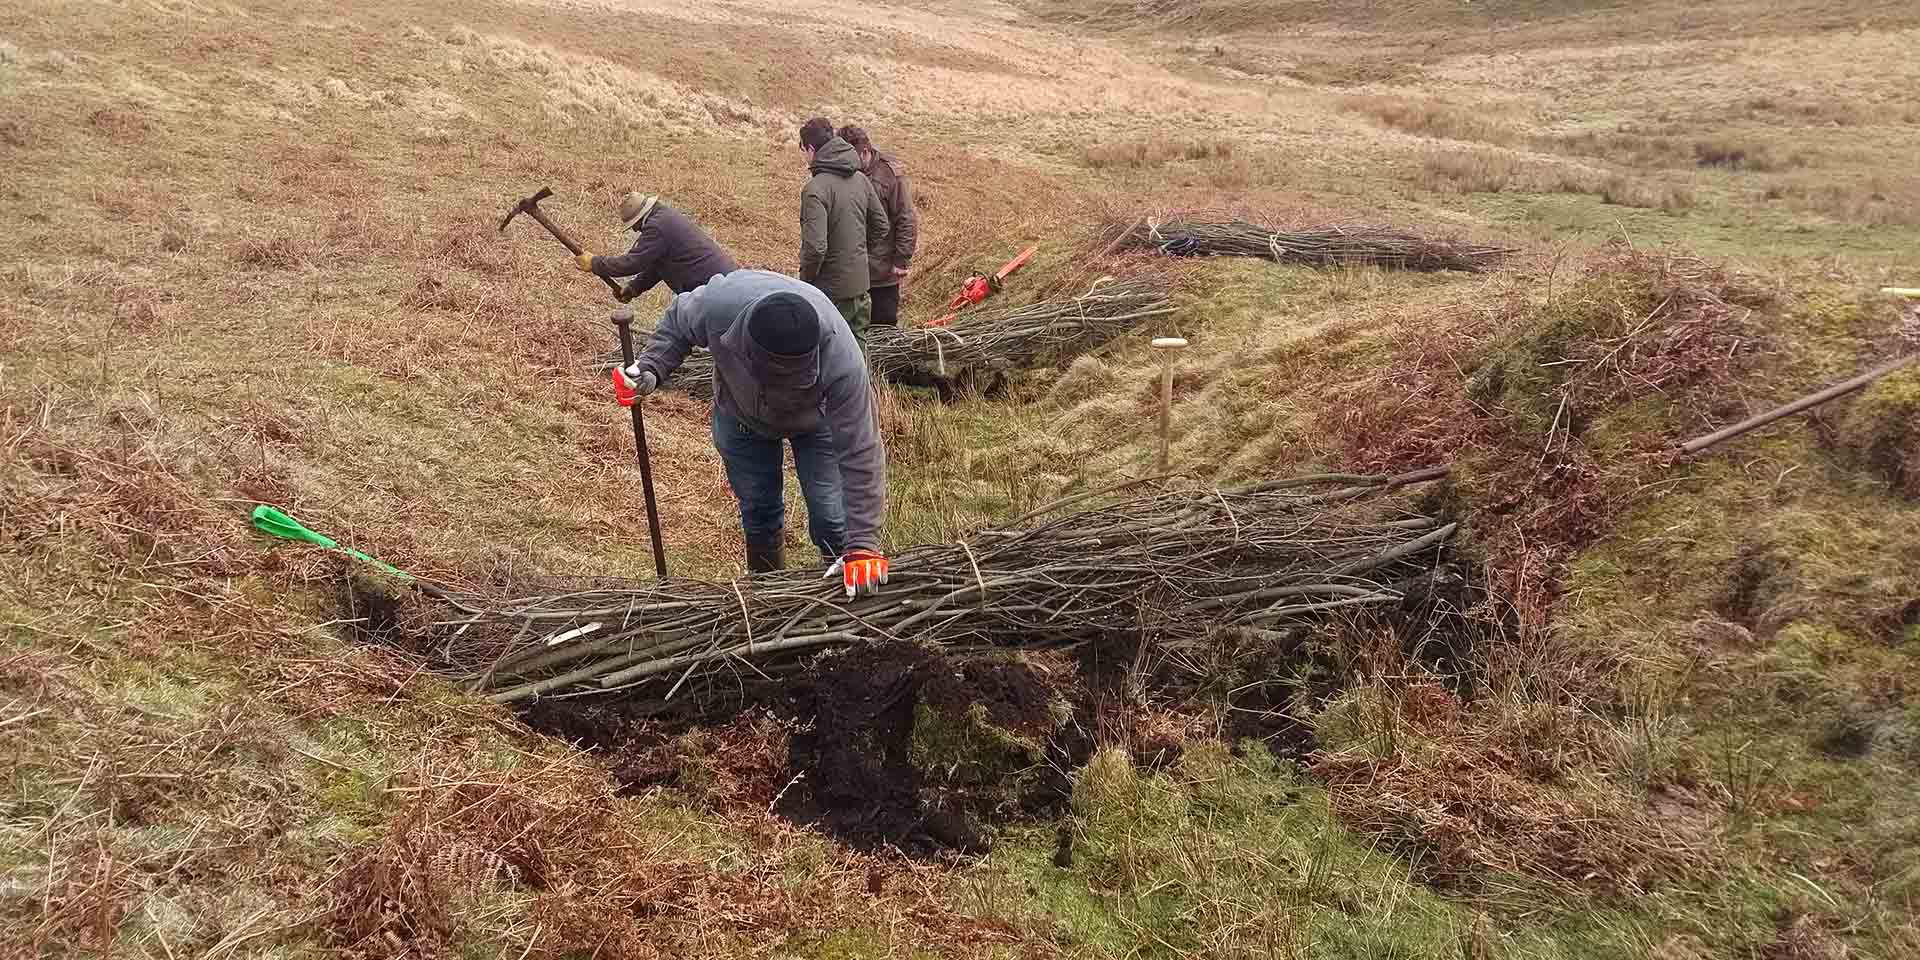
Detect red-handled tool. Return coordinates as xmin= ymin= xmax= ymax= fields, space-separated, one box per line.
xmin=613 ymin=367 xmax=638 ymax=407
xmin=930 ymin=245 xmax=1037 ymax=326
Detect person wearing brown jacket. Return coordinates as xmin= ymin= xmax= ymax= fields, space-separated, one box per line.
xmin=796 ymin=117 xmax=890 ymax=349
xmin=836 ymin=125 xmax=916 ymax=329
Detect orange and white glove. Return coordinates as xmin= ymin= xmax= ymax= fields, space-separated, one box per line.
xmin=828 ymin=549 xmax=888 ymax=598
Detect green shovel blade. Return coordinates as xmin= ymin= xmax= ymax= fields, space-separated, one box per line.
xmin=250 ymin=505 xmax=413 ymax=580
xmin=251 ymin=505 xmax=337 ymax=549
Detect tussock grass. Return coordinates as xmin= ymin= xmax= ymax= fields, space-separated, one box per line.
xmin=1284 ymin=54 xmax=1422 ymax=87
xmin=1081 ymin=137 xmax=1234 ymax=169
xmin=1417 ymin=146 xmax=1600 ymax=196
xmin=1837 ymin=367 xmax=1920 ymax=498
xmin=1345 ymin=94 xmax=1520 ymax=145
xmin=1598 ymin=174 xmax=1699 ymax=211
xmin=1415 ymin=145 xmax=1702 ymax=212
xmin=1691 ymin=137 xmax=1801 ymax=172
xmin=1417 ymin=147 xmax=1524 ymax=193
xmin=1779 ymin=173 xmax=1920 ymax=227
xmin=232 ymin=234 xmax=320 ymax=270
xmin=1734 ymin=92 xmax=1876 ymax=127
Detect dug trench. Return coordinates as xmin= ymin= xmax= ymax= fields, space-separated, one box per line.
xmin=346 ymin=566 xmax=1491 ymax=858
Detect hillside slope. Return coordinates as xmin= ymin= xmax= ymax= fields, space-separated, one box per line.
xmin=4 ymin=0 xmax=1919 ymax=957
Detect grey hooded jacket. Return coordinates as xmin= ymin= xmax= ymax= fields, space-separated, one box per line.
xmin=630 ymin=270 xmax=887 ymax=551
xmin=799 ymin=137 xmax=890 ymax=302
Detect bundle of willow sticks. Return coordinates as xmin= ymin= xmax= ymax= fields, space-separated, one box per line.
xmin=1120 ymin=217 xmax=1514 ymax=272
xmin=595 ymin=277 xmax=1175 ymax=396
xmin=412 ymin=468 xmax=1456 ymax=703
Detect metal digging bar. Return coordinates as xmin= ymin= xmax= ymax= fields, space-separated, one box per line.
xmin=611 ymin=304 xmax=669 ymax=579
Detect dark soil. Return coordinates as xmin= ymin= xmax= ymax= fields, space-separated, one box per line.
xmin=337 ymin=569 xmax=437 ymax=654
xmin=1219 ymin=626 xmax=1318 ymax=753
xmin=519 ymin=643 xmax=1071 ymax=857
xmin=1715 ymin=545 xmax=1790 ymax=631
xmin=779 ymin=644 xmax=957 ymax=852
xmin=1812 ymin=711 xmax=1878 ymax=759
xmin=922 ymin=658 xmax=1056 ymax=739
xmin=1385 ymin=564 xmax=1495 ymax=695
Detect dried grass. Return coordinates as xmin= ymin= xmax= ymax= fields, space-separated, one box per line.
xmin=3 ymin=404 xmax=245 ymax=573
xmin=1599 ymin=175 xmax=1700 ymax=211
xmin=1318 ymin=245 xmax=1766 ymax=659
xmin=33 ymin=838 xmax=138 ymax=952
xmin=1313 ymin=687 xmax=1710 ymax=895
xmin=233 ymin=234 xmax=320 ymax=271
xmin=1417 ymin=147 xmax=1601 ymax=196
xmin=431 ymin=224 xmax=513 ymax=276
xmin=1345 ymin=95 xmax=1520 ymax=145
xmin=319 ymin=751 xmax=1012 ymax=959
xmin=327 ymin=810 xmax=455 ymax=959
xmin=87 ymin=107 xmax=149 ymax=141
xmin=1082 ymin=137 xmax=1234 ymax=169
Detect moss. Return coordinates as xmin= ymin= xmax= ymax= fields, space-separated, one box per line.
xmin=315 ymin=768 xmax=387 ymax=835
xmin=1042 ymin=744 xmax=1475 ymax=956
xmin=1465 ymin=269 xmax=1670 ymax=438
xmin=1836 ymin=367 xmax=1920 ymax=498
xmin=910 ymin=701 xmax=1043 ymax=790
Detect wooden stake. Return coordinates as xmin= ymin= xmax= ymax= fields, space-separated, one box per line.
xmin=1152 ymin=337 xmax=1188 ymax=472
xmin=1679 ymin=353 xmax=1919 ymax=455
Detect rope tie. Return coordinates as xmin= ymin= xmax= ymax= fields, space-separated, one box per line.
xmin=926 ymin=327 xmax=964 ymax=377
xmin=1149 ymin=216 xmax=1182 ymax=256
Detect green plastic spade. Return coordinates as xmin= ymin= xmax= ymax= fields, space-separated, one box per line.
xmin=250 ymin=505 xmax=413 ymax=580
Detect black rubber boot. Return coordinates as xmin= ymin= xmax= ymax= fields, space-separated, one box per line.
xmin=745 ymin=539 xmax=784 ymax=575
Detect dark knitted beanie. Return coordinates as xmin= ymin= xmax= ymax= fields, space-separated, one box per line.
xmin=747 ymin=293 xmax=820 ymax=356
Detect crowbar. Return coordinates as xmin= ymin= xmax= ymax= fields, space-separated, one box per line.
xmin=610 ymin=304 xmax=669 ymax=578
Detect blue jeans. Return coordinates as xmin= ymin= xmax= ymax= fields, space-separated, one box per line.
xmin=711 ymin=409 xmax=847 ymax=560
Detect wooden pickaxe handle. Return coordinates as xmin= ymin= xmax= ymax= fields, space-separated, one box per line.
xmin=502 ymin=187 xmax=625 ymax=298
xmin=523 ymin=203 xmax=584 ymax=256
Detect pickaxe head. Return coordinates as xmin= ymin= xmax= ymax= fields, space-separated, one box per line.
xmin=498 ymin=186 xmax=555 ymax=232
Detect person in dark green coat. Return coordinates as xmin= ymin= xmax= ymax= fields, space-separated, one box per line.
xmin=796 ymin=117 xmax=890 ymax=350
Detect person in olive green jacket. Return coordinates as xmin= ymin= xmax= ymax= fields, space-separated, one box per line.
xmin=796 ymin=117 xmax=890 ymax=349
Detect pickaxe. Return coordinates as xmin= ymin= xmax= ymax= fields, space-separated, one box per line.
xmin=499 ymin=186 xmax=624 ymax=298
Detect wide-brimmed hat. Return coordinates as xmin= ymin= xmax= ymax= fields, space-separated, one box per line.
xmin=618 ymin=192 xmax=659 ymax=230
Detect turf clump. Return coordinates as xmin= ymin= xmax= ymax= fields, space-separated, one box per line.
xmin=1836 ymin=367 xmax=1920 ymax=498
